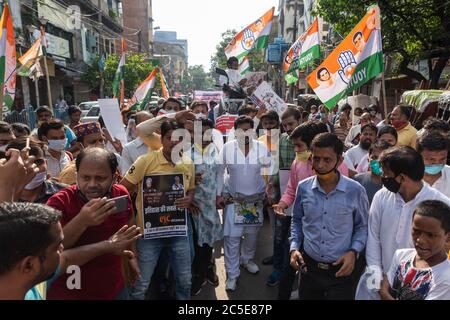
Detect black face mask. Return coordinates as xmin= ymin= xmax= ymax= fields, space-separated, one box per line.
xmin=381 ymin=176 xmax=401 ymax=193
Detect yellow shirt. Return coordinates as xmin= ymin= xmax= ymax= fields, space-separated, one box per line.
xmin=397 ymin=123 xmax=417 ymax=149
xmin=123 ymin=148 xmax=195 ymax=229
xmin=59 ymin=160 xmax=77 ymax=185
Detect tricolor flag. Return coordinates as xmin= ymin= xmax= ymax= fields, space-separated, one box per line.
xmin=283 ymin=18 xmax=320 ymax=84
xmin=239 ymin=56 xmax=250 ymax=75
xmin=113 ymin=39 xmax=126 ymax=107
xmin=0 ymin=3 xmax=16 ymax=110
xmin=159 ymin=69 xmax=170 ymax=99
xmin=129 ymin=67 xmax=158 ymax=109
xmin=18 ymin=31 xmax=45 ymax=79
xmin=307 ymin=6 xmax=383 ymax=110
xmin=224 ymin=7 xmax=274 ymax=61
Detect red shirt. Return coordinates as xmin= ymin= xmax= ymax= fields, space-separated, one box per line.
xmin=46 ymin=184 xmax=132 ymax=300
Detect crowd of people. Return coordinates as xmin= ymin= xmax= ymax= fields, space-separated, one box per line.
xmin=0 ymin=93 xmax=449 ymax=300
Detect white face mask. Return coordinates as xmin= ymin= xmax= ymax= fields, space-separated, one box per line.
xmin=47 ymin=139 xmax=67 ymax=152
xmin=24 ymin=172 xmax=47 ymax=190
xmin=195 ymin=113 xmax=206 ymax=120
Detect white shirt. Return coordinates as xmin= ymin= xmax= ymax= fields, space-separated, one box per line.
xmin=120 ymin=137 xmax=149 ymax=174
xmin=387 ymin=249 xmax=450 ymax=300
xmin=425 ymin=165 xmax=450 ymax=198
xmin=356 ymin=154 xmax=370 ymax=173
xmin=46 ymin=151 xmax=71 ymax=178
xmin=356 ymin=184 xmax=450 ymax=300
xmin=219 ymin=69 xmax=242 ymax=87
xmin=345 ymin=124 xmax=361 ymax=147
xmin=344 ymin=144 xmax=368 ymax=171
xmin=219 ymin=139 xmax=271 ymax=237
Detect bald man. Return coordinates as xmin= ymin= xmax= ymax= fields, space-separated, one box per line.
xmin=121 ymin=111 xmax=154 ymax=173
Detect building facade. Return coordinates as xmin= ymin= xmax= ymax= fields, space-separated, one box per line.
xmin=9 ymin=0 xmax=124 ymax=110
xmin=122 ymin=0 xmax=153 ymax=54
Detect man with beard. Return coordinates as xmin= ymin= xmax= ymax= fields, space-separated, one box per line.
xmin=46 ymin=148 xmax=138 ymax=299
xmin=344 ymin=123 xmax=377 ymax=176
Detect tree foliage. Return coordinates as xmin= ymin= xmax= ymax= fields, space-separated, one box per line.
xmin=183 ymin=65 xmax=214 ymax=92
xmin=315 ymin=0 xmax=450 ymax=88
xmin=210 ymin=29 xmax=268 ymax=74
xmin=82 ymin=53 xmax=155 ymax=97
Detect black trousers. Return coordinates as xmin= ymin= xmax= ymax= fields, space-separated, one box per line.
xmin=298 ymin=254 xmax=356 ymax=300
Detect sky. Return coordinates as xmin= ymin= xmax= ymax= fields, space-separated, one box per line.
xmin=152 ymin=0 xmax=278 ymax=70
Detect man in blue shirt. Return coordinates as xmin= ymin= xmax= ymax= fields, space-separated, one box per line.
xmin=290 ymin=132 xmax=369 ymax=300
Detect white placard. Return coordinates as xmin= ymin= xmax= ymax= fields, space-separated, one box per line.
xmin=98 ymin=99 xmax=127 ymax=146
xmin=279 ymin=169 xmax=293 ymax=216
xmin=250 ymin=81 xmax=287 ymax=115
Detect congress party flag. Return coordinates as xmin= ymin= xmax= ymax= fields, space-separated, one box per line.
xmin=239 ymin=56 xmax=250 ymax=75
xmin=283 ymin=18 xmax=320 ymax=84
xmin=159 ymin=69 xmax=170 ymax=99
xmin=113 ymin=38 xmax=126 ymax=107
xmin=307 ymin=6 xmax=383 ymax=110
xmin=129 ymin=67 xmax=158 ymax=109
xmin=224 ymin=7 xmax=274 ymax=61
xmin=0 ymin=3 xmax=16 ymax=110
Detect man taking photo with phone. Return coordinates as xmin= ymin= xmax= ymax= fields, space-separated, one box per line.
xmin=46 ymin=147 xmax=139 ymax=299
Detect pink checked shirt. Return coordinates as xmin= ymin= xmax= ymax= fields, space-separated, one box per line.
xmin=280 ymin=159 xmax=350 ymax=207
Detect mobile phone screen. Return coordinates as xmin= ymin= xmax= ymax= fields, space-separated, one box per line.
xmin=109 ymin=195 xmax=129 ymax=214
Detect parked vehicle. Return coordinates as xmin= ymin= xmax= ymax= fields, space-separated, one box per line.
xmin=81 ymin=105 xmax=100 ymax=123
xmin=78 ymin=101 xmax=99 ymax=117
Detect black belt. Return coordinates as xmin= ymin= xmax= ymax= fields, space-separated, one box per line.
xmin=302 ymin=252 xmax=341 ymax=273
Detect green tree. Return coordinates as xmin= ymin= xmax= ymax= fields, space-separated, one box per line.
xmin=183 ymin=65 xmax=214 ymax=92
xmin=82 ymin=53 xmax=155 ymax=97
xmin=315 ymin=0 xmax=450 ymax=89
xmin=210 ymin=29 xmax=268 ymax=74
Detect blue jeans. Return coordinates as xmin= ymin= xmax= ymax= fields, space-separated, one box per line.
xmin=129 ymin=236 xmax=192 ymax=300
xmin=273 ymin=216 xmax=292 ymax=273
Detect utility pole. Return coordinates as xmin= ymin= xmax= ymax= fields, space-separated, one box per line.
xmin=137 ymin=30 xmax=142 ymax=53
xmin=98 ymin=0 xmax=104 ymax=99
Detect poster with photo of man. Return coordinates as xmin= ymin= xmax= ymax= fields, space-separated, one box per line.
xmin=141 ymin=173 xmax=187 ymax=239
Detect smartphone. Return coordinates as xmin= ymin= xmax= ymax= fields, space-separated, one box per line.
xmin=108 ymin=195 xmax=129 ymax=214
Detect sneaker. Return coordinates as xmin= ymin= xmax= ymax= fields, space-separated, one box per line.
xmin=241 ymin=260 xmax=259 ymax=274
xmin=266 ymin=271 xmax=281 ymax=287
xmin=225 ymin=278 xmax=237 ymax=291
xmin=191 ymin=276 xmax=207 ymax=296
xmin=207 ymin=265 xmax=219 ymax=287
xmin=262 ymin=256 xmax=273 ymax=265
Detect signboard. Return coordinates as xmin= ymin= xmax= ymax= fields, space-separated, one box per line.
xmin=32 ymin=29 xmax=71 ymax=59
xmin=141 ymin=173 xmax=187 ymax=239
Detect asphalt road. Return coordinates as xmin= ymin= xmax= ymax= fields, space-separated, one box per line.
xmin=192 ymin=217 xmax=298 ymax=300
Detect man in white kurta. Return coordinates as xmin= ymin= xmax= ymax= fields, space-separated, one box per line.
xmin=218 ymin=117 xmax=272 ymax=291
xmin=355 ymin=146 xmax=450 ymax=300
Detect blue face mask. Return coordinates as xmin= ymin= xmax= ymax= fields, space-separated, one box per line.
xmin=424 ymin=164 xmax=444 ymax=175
xmin=369 ymin=159 xmax=383 ymax=176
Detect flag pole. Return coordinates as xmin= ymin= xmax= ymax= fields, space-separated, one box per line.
xmin=381 ymin=56 xmax=388 ymax=118
xmin=40 ymin=26 xmax=52 ymax=111
xmin=43 ymin=55 xmax=52 ymax=111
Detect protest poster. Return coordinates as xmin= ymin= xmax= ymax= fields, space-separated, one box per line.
xmin=193 ymin=91 xmax=223 ymax=102
xmin=241 ymin=71 xmax=266 ymax=96
xmin=98 ymin=99 xmax=127 ymax=146
xmin=249 ymin=81 xmax=287 ymax=115
xmin=141 ymin=173 xmax=187 ymax=239
xmin=215 ymin=114 xmax=238 ymax=134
